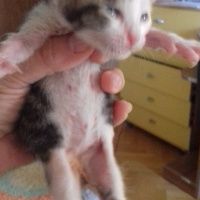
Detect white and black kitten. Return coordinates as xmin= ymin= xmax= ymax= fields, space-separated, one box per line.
xmin=0 ymin=0 xmax=200 ymax=200
xmin=0 ymin=0 xmax=155 ymax=199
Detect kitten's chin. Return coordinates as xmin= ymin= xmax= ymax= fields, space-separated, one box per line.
xmin=109 ymin=42 xmax=145 ymax=60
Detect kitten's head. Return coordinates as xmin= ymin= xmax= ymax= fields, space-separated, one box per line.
xmin=53 ymin=0 xmax=155 ymax=59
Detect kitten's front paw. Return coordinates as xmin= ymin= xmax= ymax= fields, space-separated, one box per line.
xmin=0 ymin=59 xmax=20 ymax=78
xmin=175 ymin=39 xmax=200 ymax=67
xmin=146 ymin=29 xmax=200 ymax=67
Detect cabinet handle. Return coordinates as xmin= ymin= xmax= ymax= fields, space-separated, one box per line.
xmin=146 ymin=73 xmax=154 ymax=79
xmin=148 ymin=119 xmax=156 ymax=124
xmin=154 ymin=19 xmax=164 ymax=24
xmin=147 ymin=96 xmax=155 ymax=102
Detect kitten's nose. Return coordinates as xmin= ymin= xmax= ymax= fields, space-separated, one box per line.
xmin=127 ymin=32 xmax=136 ymax=47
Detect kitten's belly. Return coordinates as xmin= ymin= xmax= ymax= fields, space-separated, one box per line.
xmin=43 ymin=62 xmax=107 ymax=153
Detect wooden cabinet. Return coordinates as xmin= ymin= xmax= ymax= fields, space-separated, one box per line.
xmin=119 ymin=56 xmax=192 ymax=150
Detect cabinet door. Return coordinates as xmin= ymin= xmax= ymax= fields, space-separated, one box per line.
xmin=119 ymin=56 xmax=192 ymax=150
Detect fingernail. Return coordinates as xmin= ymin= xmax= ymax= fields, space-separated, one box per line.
xmin=109 ymin=71 xmax=123 ymax=91
xmin=114 ymin=74 xmax=123 ymax=88
xmin=111 ymin=71 xmax=123 ymax=88
xmin=69 ymin=36 xmax=89 ymax=53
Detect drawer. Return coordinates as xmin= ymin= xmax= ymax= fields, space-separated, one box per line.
xmin=121 ymin=81 xmax=191 ymax=126
xmin=127 ymin=104 xmax=191 ymax=151
xmin=152 ymin=6 xmax=200 ymax=40
xmin=119 ymin=56 xmax=191 ymax=101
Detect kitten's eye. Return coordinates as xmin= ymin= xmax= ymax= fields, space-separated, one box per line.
xmin=141 ymin=13 xmax=149 ymax=22
xmin=107 ymin=7 xmax=122 ymax=19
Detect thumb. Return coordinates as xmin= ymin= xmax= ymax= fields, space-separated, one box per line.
xmin=7 ymin=35 xmax=94 ymax=87
xmin=39 ymin=34 xmax=94 ymax=71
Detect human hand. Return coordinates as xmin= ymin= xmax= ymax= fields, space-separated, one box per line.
xmin=0 ymin=34 xmax=132 ymax=177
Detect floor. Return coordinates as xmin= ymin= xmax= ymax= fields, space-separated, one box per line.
xmin=114 ymin=122 xmax=198 ymax=200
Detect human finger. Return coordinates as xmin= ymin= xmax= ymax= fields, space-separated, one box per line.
xmin=113 ymin=100 xmax=132 ymax=127
xmin=100 ymin=68 xmax=125 ymax=94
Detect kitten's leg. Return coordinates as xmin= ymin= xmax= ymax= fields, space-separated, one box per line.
xmin=42 ymin=149 xmax=82 ymax=200
xmin=81 ymin=125 xmax=126 ymax=200
xmin=0 ymin=32 xmax=50 ymax=77
xmin=0 ymin=2 xmax=69 ymax=78
xmin=146 ymin=28 xmax=200 ymax=66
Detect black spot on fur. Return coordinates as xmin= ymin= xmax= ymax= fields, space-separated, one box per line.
xmin=15 ymin=81 xmax=62 ymax=162
xmin=103 ymin=94 xmax=115 ymax=124
xmin=64 ymin=4 xmax=108 ymax=30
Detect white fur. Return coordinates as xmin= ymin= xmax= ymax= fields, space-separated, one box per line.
xmin=43 ymin=62 xmax=105 ymax=152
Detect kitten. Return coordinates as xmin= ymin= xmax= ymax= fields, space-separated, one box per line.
xmin=0 ymin=0 xmax=200 ymax=200
xmin=0 ymin=0 xmax=155 ymax=199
